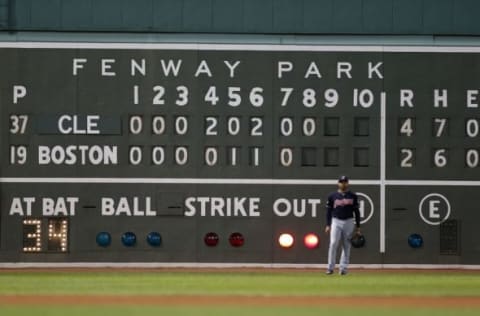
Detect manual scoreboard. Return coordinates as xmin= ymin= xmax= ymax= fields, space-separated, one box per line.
xmin=0 ymin=43 xmax=479 ymax=264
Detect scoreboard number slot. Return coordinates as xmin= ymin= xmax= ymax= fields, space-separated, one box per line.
xmin=466 ymin=118 xmax=479 ymax=137
xmin=129 ymin=115 xmax=143 ymax=135
xmin=227 ymin=117 xmax=241 ymax=136
xmin=280 ymin=147 xmax=294 ymax=167
xmin=249 ymin=117 xmax=263 ymax=136
xmin=9 ymin=114 xmax=29 ymax=134
xmin=433 ymin=149 xmax=448 ymax=168
xmin=174 ymin=116 xmax=189 ymax=135
xmin=400 ymin=148 xmax=414 ymax=168
xmin=204 ymin=147 xmax=219 ymax=166
xmin=433 ymin=118 xmax=448 ymax=137
xmin=302 ymin=118 xmax=316 ymax=136
xmin=466 ymin=149 xmax=479 ymax=168
xmin=9 ymin=145 xmax=28 ymax=165
xmin=205 ymin=117 xmax=219 ymax=136
xmin=129 ymin=146 xmax=143 ymax=165
xmin=249 ymin=147 xmax=262 ymax=166
xmin=399 ymin=118 xmax=414 ymax=137
xmin=152 ymin=116 xmax=166 ymax=135
xmin=175 ymin=146 xmax=189 ymax=166
xmin=151 ymin=146 xmax=165 ymax=165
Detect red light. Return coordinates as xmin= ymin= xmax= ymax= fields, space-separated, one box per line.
xmin=304 ymin=233 xmax=319 ymax=249
xmin=229 ymin=232 xmax=244 ymax=247
xmin=204 ymin=232 xmax=219 ymax=247
xmin=278 ymin=233 xmax=294 ymax=248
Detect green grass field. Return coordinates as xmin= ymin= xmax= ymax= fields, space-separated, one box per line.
xmin=1 ymin=270 xmax=479 ymax=316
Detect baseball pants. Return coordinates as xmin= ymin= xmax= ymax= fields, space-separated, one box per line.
xmin=327 ymin=217 xmax=355 ymax=271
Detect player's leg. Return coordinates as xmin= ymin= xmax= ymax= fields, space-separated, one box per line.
xmin=327 ymin=218 xmax=342 ymax=273
xmin=339 ymin=219 xmax=355 ymax=274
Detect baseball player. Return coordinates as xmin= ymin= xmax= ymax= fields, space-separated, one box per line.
xmin=325 ymin=176 xmax=361 ymax=275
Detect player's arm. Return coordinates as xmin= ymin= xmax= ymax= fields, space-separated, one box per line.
xmin=353 ymin=194 xmax=361 ymax=233
xmin=325 ymin=195 xmax=333 ymax=233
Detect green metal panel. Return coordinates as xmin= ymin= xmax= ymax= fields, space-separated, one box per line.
xmin=92 ymin=0 xmax=122 ymax=29
xmin=424 ymin=0 xmax=453 ymax=34
xmin=393 ymin=0 xmax=423 ymax=34
xmin=183 ymin=0 xmax=212 ymax=33
xmin=333 ymin=0 xmax=362 ymax=33
xmin=273 ymin=0 xmax=303 ymax=34
xmin=363 ymin=0 xmax=393 ymax=34
xmin=2 ymin=1 xmax=480 ymax=41
xmin=12 ymin=0 xmax=31 ymax=29
xmin=152 ymin=0 xmax=183 ymax=32
xmin=122 ymin=0 xmax=153 ymax=31
xmin=303 ymin=0 xmax=333 ymax=33
xmin=0 ymin=0 xmax=9 ymax=28
xmin=61 ymin=0 xmax=92 ymax=29
xmin=453 ymin=0 xmax=480 ymax=34
xmin=31 ymin=0 xmax=61 ymax=29
xmin=243 ymin=0 xmax=273 ymax=33
xmin=212 ymin=0 xmax=243 ymax=33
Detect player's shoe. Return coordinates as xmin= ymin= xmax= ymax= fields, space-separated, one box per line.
xmin=325 ymin=270 xmax=334 ymax=275
xmin=339 ymin=270 xmax=348 ymax=275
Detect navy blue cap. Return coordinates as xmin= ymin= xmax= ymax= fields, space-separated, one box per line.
xmin=338 ymin=175 xmax=349 ymax=183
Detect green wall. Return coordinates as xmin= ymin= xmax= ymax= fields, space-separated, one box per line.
xmin=1 ymin=0 xmax=480 ymax=35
